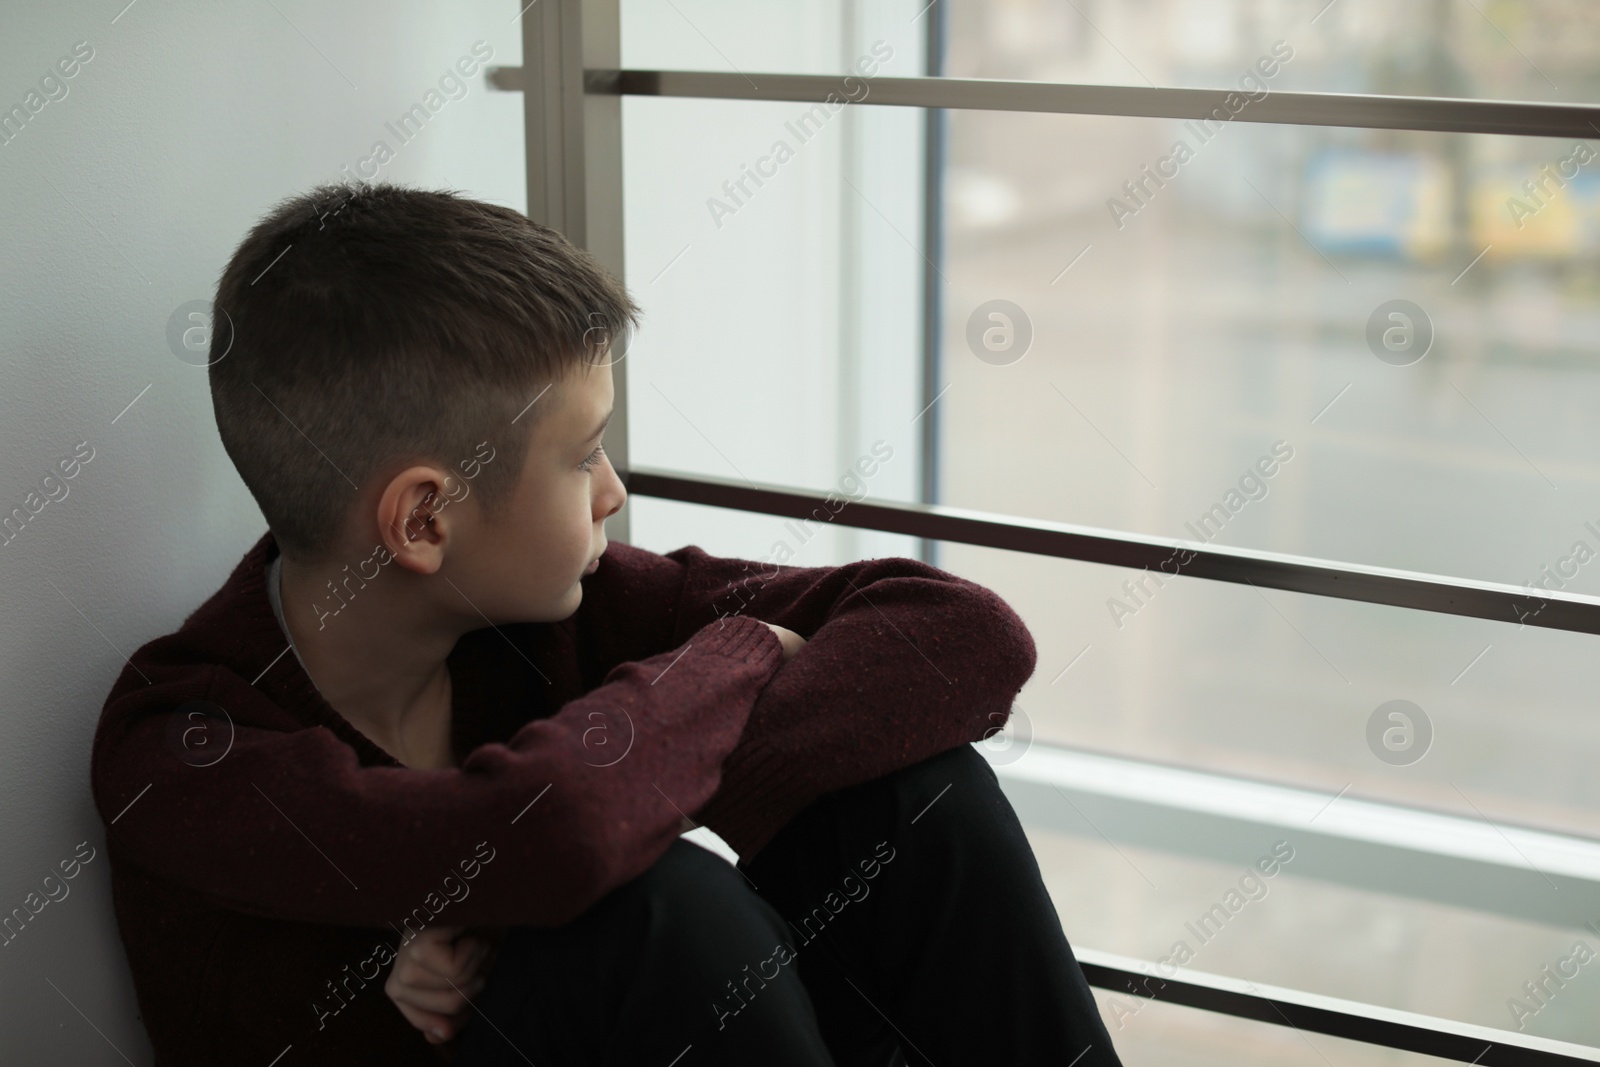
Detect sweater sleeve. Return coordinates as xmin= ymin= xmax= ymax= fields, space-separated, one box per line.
xmin=573 ymin=542 xmax=1039 ymax=860
xmin=90 ymin=614 xmax=782 ymax=929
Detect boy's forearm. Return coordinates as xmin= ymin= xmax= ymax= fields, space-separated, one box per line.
xmin=696 ymin=602 xmax=1034 ymax=859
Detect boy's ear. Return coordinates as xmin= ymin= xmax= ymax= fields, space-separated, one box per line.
xmin=376 ymin=464 xmax=455 ymax=575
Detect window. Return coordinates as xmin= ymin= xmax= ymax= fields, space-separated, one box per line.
xmin=513 ymin=1 xmax=1600 ymax=1060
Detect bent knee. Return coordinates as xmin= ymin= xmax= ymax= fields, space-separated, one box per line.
xmin=893 ymin=744 xmax=1001 ymax=808
xmin=893 ymin=744 xmax=1023 ymax=841
xmin=630 ymin=839 xmax=772 ymax=921
xmin=630 ymin=840 xmax=794 ymax=958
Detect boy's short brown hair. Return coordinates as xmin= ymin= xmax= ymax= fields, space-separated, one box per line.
xmin=207 ymin=181 xmax=639 ymax=564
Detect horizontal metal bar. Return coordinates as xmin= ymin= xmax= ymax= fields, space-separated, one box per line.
xmin=1075 ymin=948 xmax=1600 ymax=1065
xmin=487 ymin=65 xmax=1600 ymax=139
xmin=621 ymin=466 xmax=1600 ymax=635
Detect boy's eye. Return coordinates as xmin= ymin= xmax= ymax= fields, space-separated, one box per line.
xmin=579 ymin=444 xmax=605 ymax=472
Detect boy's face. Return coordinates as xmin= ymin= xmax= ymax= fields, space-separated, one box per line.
xmin=455 ymin=360 xmax=624 ymax=623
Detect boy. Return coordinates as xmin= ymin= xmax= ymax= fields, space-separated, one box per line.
xmin=91 ymin=183 xmax=1121 ymax=1064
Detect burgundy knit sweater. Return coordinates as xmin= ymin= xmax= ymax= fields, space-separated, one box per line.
xmin=90 ymin=530 xmax=1037 ymax=1064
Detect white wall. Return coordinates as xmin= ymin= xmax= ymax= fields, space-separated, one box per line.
xmin=0 ymin=3 xmax=527 ymax=1060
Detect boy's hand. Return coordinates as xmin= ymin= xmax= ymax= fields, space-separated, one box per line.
xmin=760 ymin=621 xmax=807 ymax=661
xmin=385 ymin=925 xmax=496 ymax=1045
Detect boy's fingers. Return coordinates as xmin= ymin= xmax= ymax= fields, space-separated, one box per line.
xmin=412 ymin=958 xmax=485 ymax=994
xmin=426 ymin=936 xmax=489 ymax=984
xmin=406 ymin=926 xmax=463 ymax=959
xmin=394 ymin=965 xmax=456 ymax=992
xmin=397 ymin=954 xmax=486 ymax=992
xmin=393 ymin=981 xmax=480 ymax=1017
xmin=405 ymin=933 xmax=476 ymax=984
xmin=390 ymin=930 xmax=494 ymax=992
xmin=391 ymin=952 xmax=490 ymax=993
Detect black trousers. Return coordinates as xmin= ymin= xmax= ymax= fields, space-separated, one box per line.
xmin=453 ymin=743 xmax=1122 ymax=1066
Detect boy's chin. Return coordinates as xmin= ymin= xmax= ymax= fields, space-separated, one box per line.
xmin=496 ymin=585 xmax=582 ymax=625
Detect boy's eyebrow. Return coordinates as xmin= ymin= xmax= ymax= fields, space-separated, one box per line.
xmin=582 ymin=408 xmax=614 ymax=443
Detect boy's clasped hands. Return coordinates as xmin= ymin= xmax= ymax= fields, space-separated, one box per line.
xmin=385 ymin=621 xmax=806 ymax=1045
xmin=386 ymin=924 xmax=502 ymax=1045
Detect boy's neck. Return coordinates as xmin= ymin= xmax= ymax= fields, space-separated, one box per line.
xmin=275 ymin=548 xmax=461 ymax=767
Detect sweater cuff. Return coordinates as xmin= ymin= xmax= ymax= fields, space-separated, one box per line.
xmin=689 ymin=613 xmax=784 ymax=668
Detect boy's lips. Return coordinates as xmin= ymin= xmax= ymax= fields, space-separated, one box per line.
xmin=583 ymin=556 xmax=600 ymax=575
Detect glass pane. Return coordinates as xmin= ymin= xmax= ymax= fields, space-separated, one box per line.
xmin=620 ymin=26 xmax=928 ymax=561
xmin=1041 ymin=826 xmax=1600 ymax=1052
xmin=624 ymin=0 xmax=1600 ymax=106
xmin=622 ymin=0 xmax=930 ymax=80
xmin=948 ymin=532 xmax=1600 ymax=840
xmin=940 ymin=109 xmax=1600 ymax=589
xmin=945 ymin=0 xmax=1599 ymax=105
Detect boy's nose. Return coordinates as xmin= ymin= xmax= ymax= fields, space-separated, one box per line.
xmin=600 ymin=483 xmax=625 ymax=519
xmin=602 ymin=464 xmax=626 ymax=518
